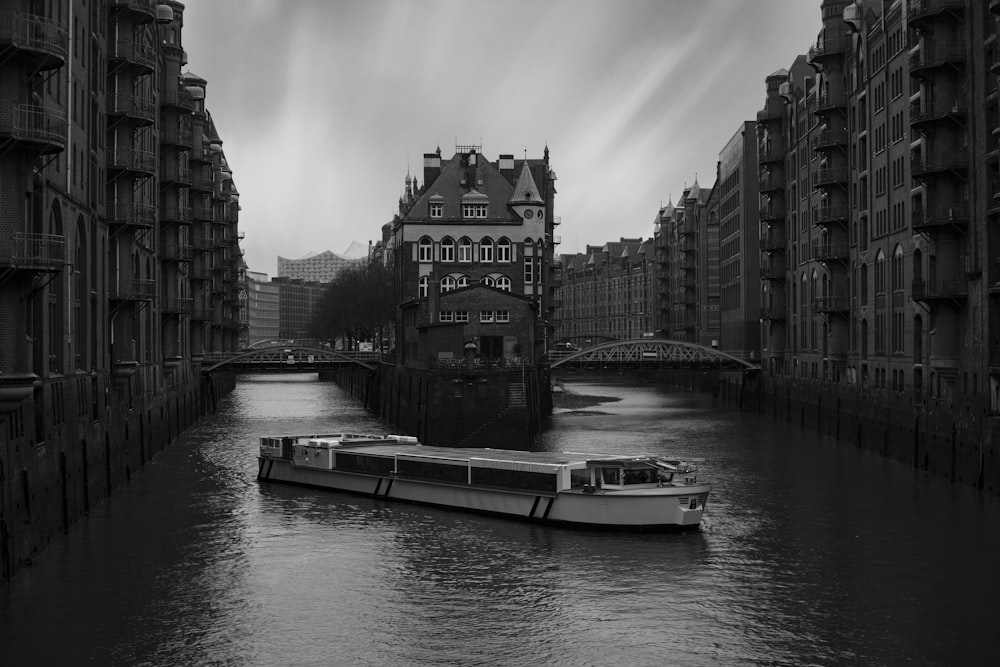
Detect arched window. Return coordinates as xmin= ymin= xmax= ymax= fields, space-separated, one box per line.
xmin=455 ymin=274 xmax=469 ymax=289
xmin=860 ymin=263 xmax=868 ymax=306
xmin=440 ymin=237 xmax=455 ymax=263
xmin=418 ymin=237 xmax=432 ymax=262
xmin=75 ymin=216 xmax=87 ymax=369
xmin=496 ymin=237 xmax=511 ymax=263
xmin=480 ymin=275 xmax=495 ymax=288
xmin=875 ymin=249 xmax=886 ymax=294
xmin=495 ymin=275 xmax=511 ymax=292
xmin=457 ymin=237 xmax=472 ymax=263
xmin=441 ymin=275 xmax=456 ymax=292
xmin=418 ymin=276 xmax=428 ymax=298
xmin=891 ymin=245 xmax=904 ymax=292
xmin=480 ymin=237 xmax=494 ymax=263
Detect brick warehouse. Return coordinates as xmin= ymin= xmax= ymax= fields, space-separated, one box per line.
xmin=0 ymin=0 xmax=243 ymax=581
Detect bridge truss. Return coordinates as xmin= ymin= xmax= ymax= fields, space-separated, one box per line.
xmin=202 ymin=345 xmax=378 ymax=373
xmin=549 ymin=338 xmax=759 ymax=371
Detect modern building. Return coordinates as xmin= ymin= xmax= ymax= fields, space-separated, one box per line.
xmin=276 ymin=243 xmax=368 ymax=283
xmin=247 ymin=271 xmax=280 ymax=344
xmin=273 ymin=277 xmax=325 ymax=341
xmin=387 ymin=145 xmax=558 ymax=367
xmin=0 ymin=0 xmax=242 ymax=580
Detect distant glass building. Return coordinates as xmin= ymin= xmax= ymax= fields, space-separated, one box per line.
xmin=276 ymin=244 xmax=367 ymax=283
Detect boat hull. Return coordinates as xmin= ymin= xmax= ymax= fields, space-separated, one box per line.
xmin=258 ymin=457 xmax=709 ymax=531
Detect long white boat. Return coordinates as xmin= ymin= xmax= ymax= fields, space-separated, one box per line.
xmin=257 ymin=434 xmax=711 ymax=531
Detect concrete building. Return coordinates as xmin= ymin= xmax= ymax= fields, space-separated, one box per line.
xmin=0 ymin=0 xmax=242 ymax=580
xmin=273 ymin=277 xmax=325 ymax=341
xmin=388 ymin=145 xmax=558 ymax=367
xmin=276 ymin=243 xmax=367 ymax=283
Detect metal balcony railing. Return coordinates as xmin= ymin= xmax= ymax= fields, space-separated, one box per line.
xmin=108 ymin=38 xmax=155 ymax=70
xmin=107 ymin=93 xmax=155 ymax=122
xmin=107 ymin=147 xmax=156 ymax=173
xmin=812 ymin=242 xmax=850 ymax=262
xmin=912 ymin=278 xmax=968 ymax=301
xmin=911 ymin=152 xmax=968 ymax=177
xmin=161 ymin=243 xmax=193 ymax=261
xmin=108 ymin=0 xmax=158 ymax=19
xmin=812 ymin=129 xmax=848 ymax=150
xmin=0 ymin=10 xmax=68 ymax=68
xmin=7 ymin=232 xmax=66 ymax=270
xmin=0 ymin=102 xmax=68 ymax=152
xmin=110 ymin=278 xmax=156 ymax=301
xmin=910 ymin=43 xmax=966 ymax=71
xmin=813 ymin=205 xmax=849 ymax=226
xmin=911 ymin=205 xmax=970 ymax=231
xmin=813 ymin=295 xmax=850 ymax=312
xmin=107 ymin=203 xmax=156 ymax=228
xmin=910 ymin=98 xmax=967 ymax=125
xmin=161 ymin=206 xmax=192 ymax=224
xmin=162 ymin=298 xmax=193 ymax=314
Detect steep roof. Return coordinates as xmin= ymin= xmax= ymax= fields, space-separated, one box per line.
xmin=404 ymin=152 xmax=518 ymax=222
xmin=510 ymin=161 xmax=543 ymax=205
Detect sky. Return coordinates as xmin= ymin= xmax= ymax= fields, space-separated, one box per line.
xmin=180 ymin=0 xmax=822 ymax=277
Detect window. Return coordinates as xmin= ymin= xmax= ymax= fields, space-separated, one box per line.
xmin=523 ymin=256 xmax=534 ymax=284
xmin=496 ymin=238 xmax=511 ymax=263
xmin=456 ymin=274 xmax=468 ymax=289
xmin=418 ymin=237 xmax=432 ymax=262
xmin=462 ymin=203 xmax=488 ymax=218
xmin=496 ymin=310 xmax=510 ymax=323
xmin=440 ymin=237 xmax=454 ymax=262
xmin=441 ymin=275 xmax=456 ymax=292
xmin=429 ymin=202 xmax=442 ymax=218
xmin=480 ymin=237 xmax=493 ymax=263
xmin=457 ymin=237 xmax=472 ymax=263
xmin=440 ymin=311 xmax=454 ymax=322
xmin=480 ymin=275 xmax=495 ymax=288
xmin=495 ymin=276 xmax=511 ymax=292
xmin=418 ymin=276 xmax=428 ymax=298
xmin=455 ymin=311 xmax=469 ymax=323
xmin=480 ymin=311 xmax=494 ymax=323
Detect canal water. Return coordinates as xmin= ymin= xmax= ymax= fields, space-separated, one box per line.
xmin=1 ymin=375 xmax=998 ymax=666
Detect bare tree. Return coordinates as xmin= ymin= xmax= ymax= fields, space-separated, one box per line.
xmin=309 ymin=259 xmax=395 ymax=349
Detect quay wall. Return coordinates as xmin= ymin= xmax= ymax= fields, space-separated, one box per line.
xmin=714 ymin=372 xmax=1000 ymax=497
xmin=1 ymin=369 xmax=236 ymax=583
xmin=324 ymin=363 xmax=550 ymax=450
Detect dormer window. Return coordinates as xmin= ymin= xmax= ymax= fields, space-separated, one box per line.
xmin=428 ymin=193 xmax=444 ymax=219
xmin=461 ymin=189 xmax=489 ymax=219
xmin=430 ymin=202 xmax=443 ymax=218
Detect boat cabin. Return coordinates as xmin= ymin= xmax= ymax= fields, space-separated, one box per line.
xmin=572 ymin=458 xmax=697 ymax=493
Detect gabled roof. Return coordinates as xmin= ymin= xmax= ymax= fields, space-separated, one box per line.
xmin=403 ymin=152 xmax=518 ymax=222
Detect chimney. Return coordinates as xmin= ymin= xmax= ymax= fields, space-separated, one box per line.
xmin=423 ymin=153 xmax=441 ymax=188
xmin=498 ymin=154 xmax=515 ymax=184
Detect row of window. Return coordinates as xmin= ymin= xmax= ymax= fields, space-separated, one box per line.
xmin=428 ymin=203 xmax=490 ymax=219
xmin=417 ymin=273 xmax=512 ymax=296
xmin=418 ymin=236 xmax=517 ymax=263
xmin=439 ymin=310 xmax=511 ymax=323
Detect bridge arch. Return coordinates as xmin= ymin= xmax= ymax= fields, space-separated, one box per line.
xmin=549 ymin=338 xmax=760 ymax=370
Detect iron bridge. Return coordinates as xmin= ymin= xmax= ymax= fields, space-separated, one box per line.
xmin=201 ymin=345 xmax=379 ymax=373
xmin=549 ymin=338 xmax=760 ymax=371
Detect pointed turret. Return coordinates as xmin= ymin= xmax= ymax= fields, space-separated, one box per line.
xmin=510 ymin=161 xmax=543 ymax=205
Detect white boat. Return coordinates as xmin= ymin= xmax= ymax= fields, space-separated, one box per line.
xmin=257 ymin=433 xmax=711 ymax=531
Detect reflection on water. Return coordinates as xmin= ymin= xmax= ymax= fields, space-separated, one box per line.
xmin=1 ymin=375 xmax=998 ymax=666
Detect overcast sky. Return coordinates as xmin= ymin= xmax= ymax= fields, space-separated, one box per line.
xmin=180 ymin=0 xmax=821 ymax=277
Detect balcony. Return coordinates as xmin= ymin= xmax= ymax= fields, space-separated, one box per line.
xmin=760 ymin=309 xmax=786 ymax=322
xmin=814 ymin=166 xmax=848 ymax=188
xmin=911 ymin=205 xmax=969 ymax=232
xmin=6 ymin=233 xmax=65 ymax=271
xmin=813 ymin=205 xmax=849 ymax=226
xmin=107 ymin=93 xmax=155 ymax=125
xmin=759 ymin=172 xmax=785 ymax=195
xmin=757 ymin=105 xmax=784 ymax=126
xmin=190 ymin=305 xmax=212 ymax=320
xmin=759 ymin=145 xmax=786 ymax=165
xmin=106 ymin=147 xmax=156 ymax=175
xmin=813 ymin=294 xmax=850 ymax=314
xmin=162 ymin=298 xmax=193 ymax=315
xmin=108 ymin=0 xmax=158 ymax=21
xmin=160 ymin=163 xmax=192 ymax=186
xmin=107 ymin=203 xmax=156 ymax=229
xmin=807 ymin=34 xmax=848 ymax=69
xmin=161 ymin=243 xmax=192 ymax=262
xmin=812 ymin=242 xmax=849 ymax=263
xmin=760 ymin=230 xmax=786 ymax=252
xmin=161 ymin=205 xmax=192 ymax=225
xmin=161 ymin=87 xmax=196 ymax=112
xmin=0 ymin=10 xmax=68 ymax=70
xmin=161 ymin=124 xmax=193 ymax=148
xmin=761 ymin=264 xmax=786 ymax=282
xmin=0 ymin=102 xmax=67 ymax=154
xmin=190 ymin=263 xmax=211 ymax=281
xmin=110 ymin=278 xmax=156 ymax=301
xmin=910 ymin=43 xmax=965 ymax=75
xmin=108 ymin=38 xmax=155 ymax=72
xmin=812 ymin=129 xmax=848 ymax=151
xmin=192 ymin=203 xmax=214 ymax=222
xmin=759 ymin=205 xmax=784 ymax=223
xmin=910 ymin=98 xmax=967 ymax=129
xmin=908 ymin=0 xmax=965 ymax=27
xmin=912 ymin=278 xmax=968 ymax=302
xmin=814 ymin=90 xmax=847 ymax=116
xmin=192 ymin=235 xmax=212 ymax=251
xmin=911 ymin=152 xmax=968 ymax=179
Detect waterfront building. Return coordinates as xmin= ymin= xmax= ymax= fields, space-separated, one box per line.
xmin=247 ymin=271 xmax=280 ymax=345
xmin=388 ymin=145 xmax=558 ymax=367
xmin=554 ymin=238 xmax=656 ymax=345
xmin=276 ymin=243 xmax=368 ymax=283
xmin=718 ymin=122 xmax=761 ymax=361
xmin=0 ymin=0 xmax=242 ymax=579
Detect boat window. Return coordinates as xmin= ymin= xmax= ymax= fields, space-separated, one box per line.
xmin=601 ymin=468 xmax=620 ymax=485
xmin=623 ymin=469 xmax=654 ymax=485
xmin=569 ymin=468 xmax=590 ymax=488
xmin=336 ymin=453 xmax=395 ymax=475
xmin=471 ymin=467 xmax=556 ymax=493
xmin=397 ymin=459 xmax=468 ymax=484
